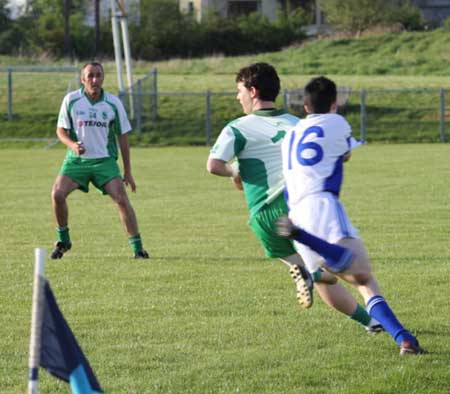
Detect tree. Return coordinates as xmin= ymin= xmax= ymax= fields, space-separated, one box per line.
xmin=63 ymin=0 xmax=72 ymax=59
xmin=320 ymin=0 xmax=385 ymax=36
xmin=320 ymin=0 xmax=423 ymax=36
xmin=94 ymin=0 xmax=100 ymax=57
xmin=0 ymin=0 xmax=11 ymax=33
xmin=22 ymin=0 xmax=91 ymax=58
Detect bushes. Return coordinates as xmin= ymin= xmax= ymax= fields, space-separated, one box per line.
xmin=0 ymin=25 xmax=28 ymax=55
xmin=0 ymin=0 xmax=426 ymax=60
xmin=320 ymin=0 xmax=424 ymax=36
xmin=130 ymin=6 xmax=306 ymax=60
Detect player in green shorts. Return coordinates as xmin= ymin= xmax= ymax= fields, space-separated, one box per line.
xmin=207 ymin=62 xmax=382 ymax=332
xmin=50 ymin=62 xmax=149 ymax=259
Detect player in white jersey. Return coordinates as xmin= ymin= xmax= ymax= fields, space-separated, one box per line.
xmin=50 ymin=62 xmax=149 ymax=259
xmin=280 ymin=76 xmax=424 ymax=355
xmin=207 ymin=63 xmax=383 ymax=332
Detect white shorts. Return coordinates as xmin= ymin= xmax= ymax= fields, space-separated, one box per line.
xmin=289 ymin=192 xmax=359 ymax=272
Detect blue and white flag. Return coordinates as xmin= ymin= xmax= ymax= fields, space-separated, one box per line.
xmin=40 ymin=281 xmax=102 ymax=394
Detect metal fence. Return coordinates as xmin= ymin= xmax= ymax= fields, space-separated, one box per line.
xmin=120 ymin=79 xmax=450 ymax=145
xmin=1 ymin=66 xmax=78 ymax=121
xmin=1 ymin=66 xmax=449 ymax=146
xmin=0 ymin=66 xmax=78 ymax=147
xmin=119 ymin=68 xmax=158 ymax=135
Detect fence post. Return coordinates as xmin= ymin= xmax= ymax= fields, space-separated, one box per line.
xmin=136 ymin=79 xmax=142 ymax=134
xmin=440 ymin=89 xmax=446 ymax=143
xmin=7 ymin=68 xmax=13 ymax=120
xmin=205 ymin=90 xmax=212 ymax=146
xmin=360 ymin=89 xmax=366 ymax=141
xmin=283 ymin=89 xmax=288 ymax=110
xmin=152 ymin=67 xmax=158 ymax=121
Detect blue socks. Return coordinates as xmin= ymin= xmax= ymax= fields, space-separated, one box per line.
xmin=291 ymin=228 xmax=353 ymax=272
xmin=289 ymin=224 xmax=418 ymax=346
xmin=367 ymin=295 xmax=417 ymax=345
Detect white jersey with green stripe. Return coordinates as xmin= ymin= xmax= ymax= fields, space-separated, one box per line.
xmin=57 ymin=88 xmax=131 ymax=160
xmin=210 ymin=109 xmax=299 ymax=217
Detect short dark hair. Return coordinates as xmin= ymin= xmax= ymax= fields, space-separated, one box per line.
xmin=235 ymin=62 xmax=280 ymax=102
xmin=81 ymin=62 xmax=104 ymax=76
xmin=304 ymin=76 xmax=337 ymax=114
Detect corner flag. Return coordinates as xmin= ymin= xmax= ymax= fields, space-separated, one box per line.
xmin=28 ymin=248 xmax=102 ymax=394
xmin=40 ymin=281 xmax=102 ymax=394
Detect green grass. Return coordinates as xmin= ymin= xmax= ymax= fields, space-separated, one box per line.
xmin=1 ymin=145 xmax=450 ymax=393
xmin=139 ymin=29 xmax=450 ymax=76
xmin=2 ymin=28 xmax=450 ymax=76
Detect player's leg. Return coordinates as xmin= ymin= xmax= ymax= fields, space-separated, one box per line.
xmin=335 ymin=237 xmax=424 ymax=354
xmin=281 ymin=254 xmax=380 ymax=332
xmin=248 ymin=195 xmax=313 ymax=307
xmin=334 ymin=237 xmax=379 ymax=297
xmin=281 ymin=216 xmax=423 ymax=354
xmin=314 ymin=283 xmax=381 ymax=332
xmin=50 ymin=174 xmax=79 ymax=259
xmin=279 ymin=195 xmax=423 ymax=353
xmin=102 ymin=177 xmax=149 ymax=258
xmin=279 ymin=254 xmax=314 ymax=308
xmin=278 ymin=216 xmax=353 ymax=272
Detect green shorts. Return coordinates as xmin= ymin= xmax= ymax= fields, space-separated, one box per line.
xmin=59 ymin=157 xmax=121 ymax=194
xmin=248 ymin=193 xmax=296 ymax=258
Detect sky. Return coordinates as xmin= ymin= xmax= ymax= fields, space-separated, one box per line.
xmin=6 ymin=0 xmax=26 ymax=19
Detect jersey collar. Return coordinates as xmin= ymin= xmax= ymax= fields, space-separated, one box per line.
xmin=252 ymin=108 xmax=287 ymax=117
xmin=81 ymin=87 xmax=105 ymax=105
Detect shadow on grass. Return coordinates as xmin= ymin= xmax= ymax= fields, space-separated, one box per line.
xmin=143 ymin=255 xmax=267 ymax=263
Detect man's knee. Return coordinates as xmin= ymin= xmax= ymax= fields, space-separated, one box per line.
xmin=52 ymin=184 xmax=67 ymax=204
xmin=353 ymin=272 xmax=372 ymax=286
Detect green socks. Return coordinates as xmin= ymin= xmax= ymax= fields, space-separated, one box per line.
xmin=56 ymin=227 xmax=71 ymax=244
xmin=350 ymin=303 xmax=371 ymax=326
xmin=311 ymin=269 xmax=323 ymax=282
xmin=128 ymin=234 xmax=144 ymax=254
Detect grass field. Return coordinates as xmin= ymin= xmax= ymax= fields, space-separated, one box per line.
xmin=1 ymin=145 xmax=450 ymax=393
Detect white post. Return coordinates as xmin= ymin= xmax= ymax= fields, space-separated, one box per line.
xmin=315 ymin=0 xmax=322 ymax=26
xmin=110 ymin=0 xmax=124 ymax=93
xmin=120 ymin=15 xmax=135 ymax=119
xmin=118 ymin=0 xmax=134 ymax=119
xmin=28 ymin=248 xmax=47 ymax=394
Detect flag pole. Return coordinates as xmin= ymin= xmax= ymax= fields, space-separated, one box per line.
xmin=28 ymin=248 xmax=47 ymax=394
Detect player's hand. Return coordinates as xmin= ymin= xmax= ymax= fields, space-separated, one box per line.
xmin=123 ymin=172 xmax=136 ymax=192
xmin=71 ymin=141 xmax=85 ymax=155
xmin=231 ymin=174 xmax=243 ymax=191
xmin=276 ymin=215 xmax=296 ymax=239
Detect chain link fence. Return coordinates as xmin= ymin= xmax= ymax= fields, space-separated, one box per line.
xmin=120 ymin=76 xmax=450 ymax=145
xmin=0 ymin=66 xmax=78 ymax=147
xmin=2 ymin=66 xmax=449 ymax=146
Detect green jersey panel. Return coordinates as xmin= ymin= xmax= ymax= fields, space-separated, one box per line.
xmin=210 ymin=109 xmax=299 ymax=216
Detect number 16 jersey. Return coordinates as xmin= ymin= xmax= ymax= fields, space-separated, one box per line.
xmin=281 ymin=113 xmax=352 ymax=206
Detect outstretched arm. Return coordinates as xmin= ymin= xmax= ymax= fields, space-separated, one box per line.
xmin=118 ymin=133 xmax=136 ymax=192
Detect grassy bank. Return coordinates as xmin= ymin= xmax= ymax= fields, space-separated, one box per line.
xmin=2 ymin=29 xmax=450 ymax=145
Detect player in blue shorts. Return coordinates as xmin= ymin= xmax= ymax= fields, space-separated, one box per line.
xmin=207 ymin=63 xmax=382 ymax=332
xmin=279 ymin=76 xmax=424 ymax=355
xmin=50 ymin=62 xmax=149 ymax=259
